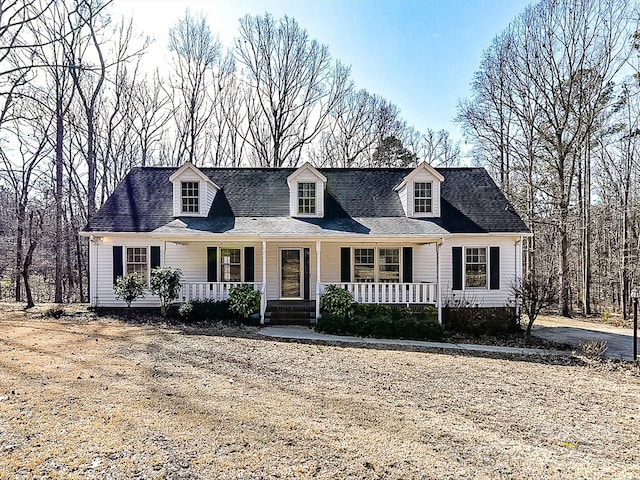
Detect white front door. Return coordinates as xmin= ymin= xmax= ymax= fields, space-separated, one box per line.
xmin=280 ymin=249 xmax=302 ymax=298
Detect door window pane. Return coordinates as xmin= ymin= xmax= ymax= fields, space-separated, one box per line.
xmin=281 ymin=250 xmax=301 ymax=297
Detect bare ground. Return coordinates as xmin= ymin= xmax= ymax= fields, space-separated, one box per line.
xmin=1 ymin=305 xmax=640 ymax=479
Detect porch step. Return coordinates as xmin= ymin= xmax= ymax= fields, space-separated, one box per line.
xmin=265 ymin=300 xmax=314 ymax=326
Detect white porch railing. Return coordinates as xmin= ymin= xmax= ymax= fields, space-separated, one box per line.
xmin=321 ymin=282 xmax=437 ymax=305
xmin=180 ymin=282 xmax=262 ymax=302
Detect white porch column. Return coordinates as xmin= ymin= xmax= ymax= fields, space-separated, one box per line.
xmin=437 ymin=240 xmax=442 ymax=325
xmin=261 ymin=240 xmax=267 ymax=324
xmin=315 ymin=240 xmax=321 ymax=321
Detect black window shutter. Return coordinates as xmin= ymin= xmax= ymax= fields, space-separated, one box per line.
xmin=150 ymin=246 xmax=161 ymax=270
xmin=340 ymin=247 xmax=351 ymax=282
xmin=402 ymin=247 xmax=413 ymax=283
xmin=244 ymin=247 xmax=255 ymax=283
xmin=303 ymin=248 xmax=310 ymax=300
xmin=207 ymin=247 xmax=217 ymax=282
xmin=113 ymin=246 xmax=123 ymax=284
xmin=452 ymin=247 xmax=463 ymax=290
xmin=490 ymin=246 xmax=500 ymax=290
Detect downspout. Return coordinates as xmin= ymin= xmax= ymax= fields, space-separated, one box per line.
xmin=437 ymin=238 xmax=443 ymax=325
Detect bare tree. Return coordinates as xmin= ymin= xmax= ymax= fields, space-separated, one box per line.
xmin=235 ymin=13 xmax=351 ymax=167
xmin=167 ymin=9 xmax=220 ymax=166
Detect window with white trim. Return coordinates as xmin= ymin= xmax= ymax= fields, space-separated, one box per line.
xmin=378 ymin=248 xmax=400 ymax=283
xmin=414 ymin=182 xmax=432 ymax=214
xmin=298 ymin=182 xmax=316 ymax=214
xmin=465 ymin=247 xmax=487 ymax=288
xmin=354 ymin=248 xmax=401 ymax=283
xmin=126 ymin=247 xmax=148 ymax=283
xmin=220 ymin=248 xmax=242 ymax=282
xmin=354 ymin=248 xmax=375 ymax=282
xmin=181 ymin=181 xmax=199 ymax=213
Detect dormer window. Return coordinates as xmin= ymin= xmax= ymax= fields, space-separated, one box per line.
xmin=298 ymin=182 xmax=316 ymax=214
xmin=414 ymin=182 xmax=432 ymax=214
xmin=287 ymin=162 xmax=326 ymax=218
xmin=181 ymin=181 xmax=200 ymax=213
xmin=394 ymin=162 xmax=443 ymax=218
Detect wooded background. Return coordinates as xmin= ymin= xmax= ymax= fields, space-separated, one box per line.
xmin=1 ymin=0 xmax=638 ymax=318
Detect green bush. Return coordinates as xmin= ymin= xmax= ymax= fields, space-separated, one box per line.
xmin=228 ymin=284 xmax=261 ymax=318
xmin=149 ymin=267 xmax=183 ymax=317
xmin=320 ymin=284 xmax=353 ymax=317
xmin=317 ymin=304 xmax=443 ymax=341
xmin=113 ymin=273 xmax=146 ymax=314
xmin=178 ymin=299 xmax=233 ymax=323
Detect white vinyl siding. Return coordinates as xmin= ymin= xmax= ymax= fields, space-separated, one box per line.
xmin=440 ymin=236 xmax=520 ymax=307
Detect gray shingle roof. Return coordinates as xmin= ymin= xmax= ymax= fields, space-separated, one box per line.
xmin=83 ymin=167 xmax=529 ymax=236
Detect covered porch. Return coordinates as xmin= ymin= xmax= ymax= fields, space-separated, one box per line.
xmin=174 ymin=238 xmax=443 ymax=324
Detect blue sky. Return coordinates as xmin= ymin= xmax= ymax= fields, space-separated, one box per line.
xmin=114 ymin=0 xmax=532 ymax=143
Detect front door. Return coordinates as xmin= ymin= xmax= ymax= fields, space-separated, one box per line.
xmin=281 ymin=249 xmax=302 ymax=298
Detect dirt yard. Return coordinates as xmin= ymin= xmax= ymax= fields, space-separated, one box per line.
xmin=1 ymin=305 xmax=640 ymax=479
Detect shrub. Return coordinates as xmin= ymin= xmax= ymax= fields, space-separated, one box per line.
xmin=44 ymin=307 xmax=65 ymax=319
xmin=228 ymin=284 xmax=261 ymax=318
xmin=320 ymin=284 xmax=353 ymax=317
xmin=113 ymin=273 xmax=146 ymax=315
xmin=178 ymin=299 xmax=232 ymax=323
xmin=442 ymin=295 xmax=519 ymax=336
xmin=580 ymin=340 xmax=608 ymax=360
xmin=149 ymin=267 xmax=183 ymax=317
xmin=317 ymin=304 xmax=443 ymax=341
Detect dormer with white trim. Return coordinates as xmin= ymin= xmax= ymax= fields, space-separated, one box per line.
xmin=287 ymin=162 xmax=327 ymax=218
xmin=169 ymin=162 xmax=219 ymax=217
xmin=394 ymin=162 xmax=444 ymax=218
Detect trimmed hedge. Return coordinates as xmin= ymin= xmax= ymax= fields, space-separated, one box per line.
xmin=442 ymin=306 xmax=519 ymax=336
xmin=317 ymin=304 xmax=444 ymax=341
xmin=178 ymin=299 xmax=234 ymax=324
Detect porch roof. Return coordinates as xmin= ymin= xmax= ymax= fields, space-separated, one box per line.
xmin=150 ymin=215 xmax=450 ymax=237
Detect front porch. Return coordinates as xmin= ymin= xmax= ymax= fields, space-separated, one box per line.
xmin=168 ymin=237 xmax=443 ymax=324
xmin=179 ymin=280 xmax=438 ymax=325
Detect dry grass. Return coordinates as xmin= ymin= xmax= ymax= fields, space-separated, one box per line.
xmin=1 ymin=305 xmax=640 ymax=479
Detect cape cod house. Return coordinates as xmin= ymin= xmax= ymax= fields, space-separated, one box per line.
xmin=80 ymin=162 xmax=529 ymax=324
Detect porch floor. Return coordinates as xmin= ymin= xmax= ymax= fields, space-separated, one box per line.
xmin=265 ymin=300 xmax=315 ymax=326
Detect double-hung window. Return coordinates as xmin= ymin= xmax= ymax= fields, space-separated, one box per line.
xmin=465 ymin=247 xmax=487 ymax=288
xmin=354 ymin=248 xmax=400 ymax=283
xmin=354 ymin=248 xmax=375 ymax=283
xmin=378 ymin=248 xmax=400 ymax=283
xmin=181 ymin=181 xmax=199 ymax=213
xmin=298 ymin=182 xmax=316 ymax=214
xmin=220 ymin=248 xmax=241 ymax=282
xmin=126 ymin=247 xmax=148 ymax=283
xmin=414 ymin=182 xmax=432 ymax=214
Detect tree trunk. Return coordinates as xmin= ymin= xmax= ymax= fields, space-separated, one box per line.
xmin=54 ymin=95 xmax=64 ymax=303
